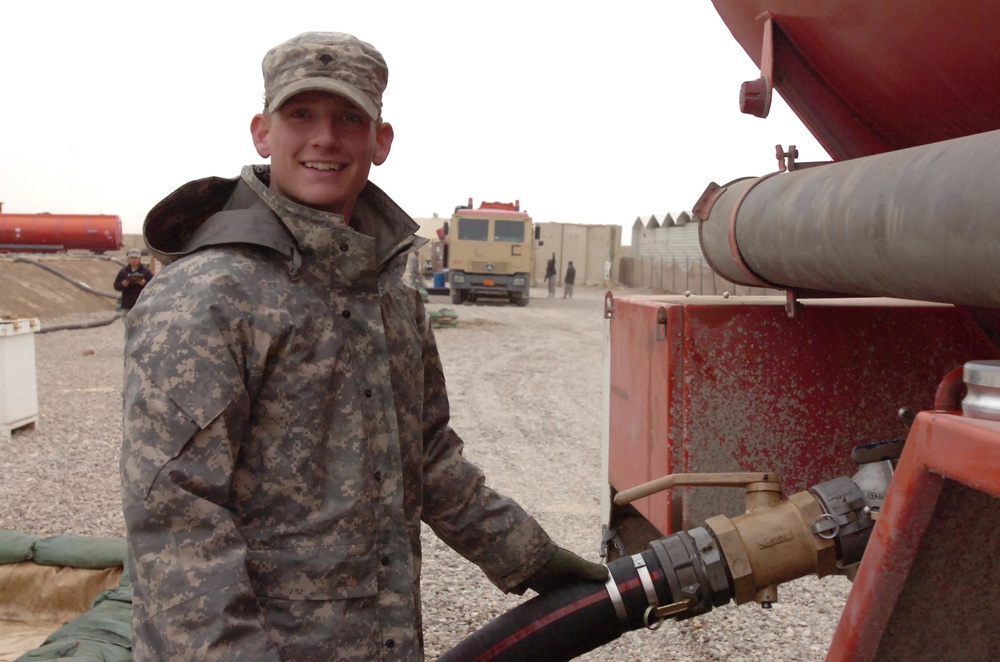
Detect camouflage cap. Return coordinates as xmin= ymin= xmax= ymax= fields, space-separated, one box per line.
xmin=262 ymin=32 xmax=388 ymax=120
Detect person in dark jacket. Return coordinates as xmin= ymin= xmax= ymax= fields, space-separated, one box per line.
xmin=544 ymin=256 xmax=557 ymax=297
xmin=563 ymin=260 xmax=576 ymax=298
xmin=112 ymin=249 xmax=153 ymax=310
xmin=120 ymin=31 xmax=606 ymax=662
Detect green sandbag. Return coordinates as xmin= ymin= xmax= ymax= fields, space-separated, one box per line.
xmin=30 ymin=536 xmax=126 ymax=570
xmin=0 ymin=531 xmax=39 ymax=564
xmin=15 ymin=584 xmax=133 ymax=662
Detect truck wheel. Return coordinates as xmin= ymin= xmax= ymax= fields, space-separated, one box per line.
xmin=451 ymin=290 xmax=464 ymax=305
xmin=511 ymin=293 xmax=529 ymax=307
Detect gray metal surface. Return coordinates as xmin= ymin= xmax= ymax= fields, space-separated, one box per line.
xmin=698 ymin=129 xmax=1000 ymax=308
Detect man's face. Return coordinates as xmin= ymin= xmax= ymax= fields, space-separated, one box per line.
xmin=128 ymin=256 xmax=141 ymax=268
xmin=250 ymin=91 xmax=393 ymax=219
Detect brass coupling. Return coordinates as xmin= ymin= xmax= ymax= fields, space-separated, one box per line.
xmin=615 ymin=468 xmax=883 ymax=609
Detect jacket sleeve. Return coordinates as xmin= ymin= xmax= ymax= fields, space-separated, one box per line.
xmin=415 ymin=301 xmax=556 ymax=593
xmin=113 ymin=268 xmax=127 ymax=292
xmin=120 ymin=284 xmax=281 ymax=661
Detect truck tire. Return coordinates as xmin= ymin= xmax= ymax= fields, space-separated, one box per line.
xmin=451 ymin=289 xmax=464 ymax=305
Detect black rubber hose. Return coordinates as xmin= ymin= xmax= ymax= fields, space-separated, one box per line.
xmin=38 ymin=314 xmax=121 ymax=334
xmin=12 ymin=256 xmax=119 ymax=299
xmin=439 ymin=550 xmax=666 ymax=662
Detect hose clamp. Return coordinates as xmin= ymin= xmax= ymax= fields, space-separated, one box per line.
xmin=604 ymin=570 xmax=629 ymax=626
xmin=632 ymin=554 xmax=663 ymax=630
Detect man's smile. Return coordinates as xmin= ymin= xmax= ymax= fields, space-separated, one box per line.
xmin=304 ymin=162 xmax=344 ymax=171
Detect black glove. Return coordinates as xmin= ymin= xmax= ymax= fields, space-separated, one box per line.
xmin=514 ymin=546 xmax=608 ymax=595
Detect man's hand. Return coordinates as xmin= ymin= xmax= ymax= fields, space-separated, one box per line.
xmin=513 ymin=546 xmax=608 ymax=595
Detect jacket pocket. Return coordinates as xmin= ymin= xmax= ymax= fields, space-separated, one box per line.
xmin=246 ymin=542 xmax=378 ymax=600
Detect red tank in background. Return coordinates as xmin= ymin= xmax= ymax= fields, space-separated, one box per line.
xmin=0 ymin=212 xmax=123 ymax=253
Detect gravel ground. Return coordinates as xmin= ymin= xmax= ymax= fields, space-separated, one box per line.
xmin=0 ymin=285 xmax=851 ymax=661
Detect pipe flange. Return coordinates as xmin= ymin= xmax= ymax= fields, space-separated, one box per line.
xmin=688 ymin=527 xmax=732 ymax=608
xmin=649 ymin=529 xmax=724 ymax=620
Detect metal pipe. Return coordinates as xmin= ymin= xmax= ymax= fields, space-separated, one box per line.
xmin=697 ymin=128 xmax=1000 ymax=308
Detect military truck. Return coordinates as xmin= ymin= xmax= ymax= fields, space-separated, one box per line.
xmin=444 ymin=198 xmax=539 ymax=307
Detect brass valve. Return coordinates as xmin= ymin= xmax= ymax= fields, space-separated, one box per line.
xmin=615 ymin=471 xmax=838 ymax=608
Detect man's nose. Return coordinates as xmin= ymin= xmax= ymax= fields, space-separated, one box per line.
xmin=311 ymin=120 xmax=343 ymax=147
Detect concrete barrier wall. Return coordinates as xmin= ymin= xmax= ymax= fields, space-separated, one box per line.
xmin=533 ymin=223 xmax=621 ymax=287
xmin=618 ymin=255 xmax=780 ymax=296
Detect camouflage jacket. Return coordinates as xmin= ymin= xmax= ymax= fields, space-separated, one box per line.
xmin=120 ymin=166 xmax=555 ymax=661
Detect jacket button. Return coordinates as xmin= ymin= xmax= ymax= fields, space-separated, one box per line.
xmin=340 ymin=243 xmax=349 ymax=252
xmin=385 ymin=639 xmax=395 ymax=649
xmin=342 ymin=310 xmax=351 ymax=319
xmin=374 ymin=471 xmax=382 ymax=481
xmin=364 ymin=388 xmax=372 ymax=398
xmin=381 ymin=556 xmax=390 ymax=566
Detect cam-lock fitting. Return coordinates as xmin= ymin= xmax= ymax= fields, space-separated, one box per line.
xmin=615 ymin=471 xmax=842 ymax=608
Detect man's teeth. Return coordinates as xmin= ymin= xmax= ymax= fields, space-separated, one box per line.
xmin=305 ymin=162 xmax=342 ymax=171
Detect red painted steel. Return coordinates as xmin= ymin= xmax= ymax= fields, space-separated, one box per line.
xmin=711 ymin=0 xmax=1000 ymax=160
xmin=607 ymin=295 xmax=1000 ymax=533
xmin=0 ymin=213 xmax=123 ymax=253
xmin=827 ymin=412 xmax=1000 ymax=661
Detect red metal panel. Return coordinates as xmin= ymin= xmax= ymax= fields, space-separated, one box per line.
xmin=607 ymin=295 xmax=1000 ymax=533
xmin=828 ymin=413 xmax=1000 ymax=661
xmin=711 ymin=1 xmax=1000 ymax=159
xmin=608 ymin=297 xmax=679 ymax=531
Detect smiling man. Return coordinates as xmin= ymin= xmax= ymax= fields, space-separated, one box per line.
xmin=119 ymin=32 xmax=606 ymax=661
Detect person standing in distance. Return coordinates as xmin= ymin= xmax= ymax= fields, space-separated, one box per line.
xmin=544 ymin=255 xmax=557 ymax=297
xmin=563 ymin=260 xmax=576 ymax=298
xmin=120 ymin=31 xmax=606 ymax=662
xmin=112 ymin=248 xmax=153 ymax=311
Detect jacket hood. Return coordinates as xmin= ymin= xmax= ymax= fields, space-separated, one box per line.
xmin=143 ymin=167 xmax=425 ymax=269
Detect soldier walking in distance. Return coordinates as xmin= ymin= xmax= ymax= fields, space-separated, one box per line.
xmin=563 ymin=260 xmax=576 ymax=298
xmin=119 ymin=31 xmax=606 ymax=661
xmin=545 ymin=254 xmax=557 ymax=297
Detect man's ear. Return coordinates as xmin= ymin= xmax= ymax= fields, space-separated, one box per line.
xmin=372 ymin=121 xmax=394 ymax=166
xmin=250 ymin=113 xmax=271 ymax=158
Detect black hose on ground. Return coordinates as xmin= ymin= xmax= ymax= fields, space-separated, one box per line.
xmin=37 ymin=314 xmax=121 ymax=334
xmin=12 ymin=256 xmax=119 ymax=299
xmin=439 ymin=550 xmax=671 ymax=662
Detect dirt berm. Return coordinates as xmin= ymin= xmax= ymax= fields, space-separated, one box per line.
xmin=0 ymin=256 xmax=125 ymax=322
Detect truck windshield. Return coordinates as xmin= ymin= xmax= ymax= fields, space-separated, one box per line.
xmin=457 ymin=218 xmax=489 ymax=241
xmin=494 ymin=220 xmax=525 ymax=242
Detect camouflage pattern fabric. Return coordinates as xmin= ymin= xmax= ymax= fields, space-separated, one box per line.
xmin=120 ymin=166 xmax=556 ymax=661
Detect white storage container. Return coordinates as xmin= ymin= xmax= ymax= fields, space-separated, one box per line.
xmin=0 ymin=318 xmax=40 ymax=439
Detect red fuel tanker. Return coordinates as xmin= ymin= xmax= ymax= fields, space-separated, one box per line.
xmin=0 ymin=213 xmax=123 ymax=253
xmin=599 ymin=2 xmax=1000 ymax=661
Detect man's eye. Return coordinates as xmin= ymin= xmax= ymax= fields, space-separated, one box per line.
xmin=340 ymin=112 xmax=364 ymax=124
xmin=290 ymin=108 xmax=311 ymax=119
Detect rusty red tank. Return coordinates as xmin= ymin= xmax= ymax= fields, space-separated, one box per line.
xmin=603 ymin=3 xmax=1000 ymax=661
xmin=0 ymin=213 xmax=123 ymax=253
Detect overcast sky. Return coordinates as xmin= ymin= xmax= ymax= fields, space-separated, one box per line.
xmin=1 ymin=1 xmax=826 ymax=235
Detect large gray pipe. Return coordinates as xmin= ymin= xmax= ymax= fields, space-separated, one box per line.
xmin=697 ymin=128 xmax=1000 ymax=308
